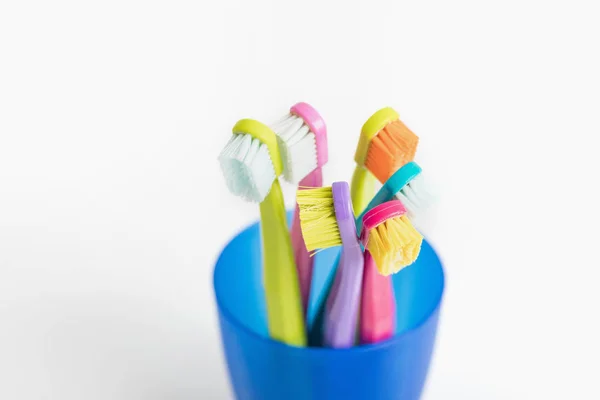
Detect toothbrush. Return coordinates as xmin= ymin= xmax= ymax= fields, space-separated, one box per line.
xmin=271 ymin=102 xmax=328 ymax=315
xmin=218 ymin=118 xmax=306 ymax=346
xmin=309 ymin=107 xmax=420 ymax=345
xmin=306 ymin=196 xmax=423 ymax=346
xmin=358 ymin=200 xmax=423 ymax=344
xmin=355 ymin=161 xmax=434 ymax=233
xmin=351 ymin=107 xmax=419 ymax=216
xmin=296 ymin=182 xmax=363 ymax=348
xmin=353 ymin=162 xmax=432 ymax=343
xmin=360 ymin=200 xmax=422 ymax=276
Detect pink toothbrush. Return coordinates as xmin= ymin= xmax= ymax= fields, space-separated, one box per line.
xmin=271 ymin=102 xmax=328 ymax=315
xmin=359 ymin=200 xmax=423 ymax=344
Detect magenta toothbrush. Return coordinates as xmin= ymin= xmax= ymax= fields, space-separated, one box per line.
xmin=358 ymin=200 xmax=423 ymax=344
xmin=271 ymin=102 xmax=328 ymax=315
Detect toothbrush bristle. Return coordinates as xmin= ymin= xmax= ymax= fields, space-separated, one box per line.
xmin=364 ymin=120 xmax=419 ymax=183
xmin=366 ymin=215 xmax=422 ymax=276
xmin=395 ymin=174 xmax=433 ymax=221
xmin=272 ymin=114 xmax=318 ymax=184
xmin=218 ymin=133 xmax=276 ymax=203
xmin=296 ymin=186 xmax=341 ymax=252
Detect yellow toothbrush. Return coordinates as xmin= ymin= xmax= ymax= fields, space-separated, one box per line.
xmin=351 ymin=107 xmax=419 ymax=215
xmin=219 ymin=118 xmax=306 ymax=346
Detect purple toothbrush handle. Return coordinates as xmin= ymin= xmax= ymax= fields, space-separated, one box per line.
xmin=323 ymin=182 xmax=364 ymax=348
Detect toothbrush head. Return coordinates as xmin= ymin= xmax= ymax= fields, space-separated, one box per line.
xmin=218 ymin=119 xmax=282 ymax=203
xmin=383 ymin=161 xmax=434 ymax=221
xmin=355 ymin=107 xmax=419 ymax=184
xmin=296 ymin=186 xmax=340 ymax=252
xmin=271 ymin=102 xmax=328 ymax=184
xmin=360 ymin=200 xmax=423 ymax=276
xmin=296 ymin=182 xmax=355 ymax=253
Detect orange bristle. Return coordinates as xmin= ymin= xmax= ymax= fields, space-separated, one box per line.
xmin=364 ymin=120 xmax=419 ymax=183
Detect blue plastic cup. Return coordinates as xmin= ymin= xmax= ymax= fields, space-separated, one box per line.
xmin=213 ymin=213 xmax=445 ymax=400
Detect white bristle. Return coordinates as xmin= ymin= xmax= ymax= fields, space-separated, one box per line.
xmin=271 ymin=113 xmax=295 ymax=129
xmin=218 ymin=133 xmax=276 ymax=203
xmin=271 ymin=114 xmax=318 ymax=184
xmin=395 ymin=174 xmax=434 ymax=221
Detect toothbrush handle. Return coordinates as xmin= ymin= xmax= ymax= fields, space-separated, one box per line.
xmin=260 ymin=179 xmax=307 ymax=347
xmin=323 ymin=242 xmax=364 ymax=348
xmin=360 ymin=250 xmax=396 ymax=344
xmin=351 ymin=165 xmax=377 ymax=216
xmin=291 ymin=168 xmax=323 ymax=315
xmin=307 ymin=252 xmax=338 ymax=347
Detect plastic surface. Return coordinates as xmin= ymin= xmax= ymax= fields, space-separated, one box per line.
xmin=350 ymin=165 xmax=377 ymax=216
xmin=214 ymin=212 xmax=445 ymax=400
xmin=290 ymin=102 xmax=328 ymax=168
xmin=356 ymin=161 xmax=422 ymax=233
xmin=360 ymin=251 xmax=395 ymax=344
xmin=322 ymin=182 xmax=364 ymax=348
xmin=332 ymin=182 xmax=355 ymax=241
xmin=291 ymin=168 xmax=323 ymax=315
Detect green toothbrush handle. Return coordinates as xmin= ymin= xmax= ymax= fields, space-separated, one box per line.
xmin=351 ymin=165 xmax=377 ymax=216
xmin=260 ymin=179 xmax=307 ymax=347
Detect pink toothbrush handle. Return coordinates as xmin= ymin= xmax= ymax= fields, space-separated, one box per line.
xmin=360 ymin=250 xmax=396 ymax=344
xmin=291 ymin=167 xmax=323 ymax=315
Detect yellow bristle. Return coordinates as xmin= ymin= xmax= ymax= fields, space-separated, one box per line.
xmin=296 ymin=187 xmax=342 ymax=253
xmin=364 ymin=120 xmax=419 ymax=184
xmin=366 ymin=215 xmax=423 ymax=276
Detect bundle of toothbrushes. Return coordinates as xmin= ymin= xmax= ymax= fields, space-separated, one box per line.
xmin=218 ymin=103 xmax=433 ymax=349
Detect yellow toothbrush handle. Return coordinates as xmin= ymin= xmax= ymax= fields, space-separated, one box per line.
xmin=350 ymin=165 xmax=377 ymax=216
xmin=259 ymin=179 xmax=307 ymax=347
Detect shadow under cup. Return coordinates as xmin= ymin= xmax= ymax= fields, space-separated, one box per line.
xmin=213 ymin=213 xmax=445 ymax=400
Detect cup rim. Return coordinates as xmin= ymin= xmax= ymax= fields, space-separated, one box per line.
xmin=213 ymin=216 xmax=445 ymax=354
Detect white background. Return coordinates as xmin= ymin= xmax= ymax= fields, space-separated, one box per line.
xmin=1 ymin=0 xmax=599 ymax=399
